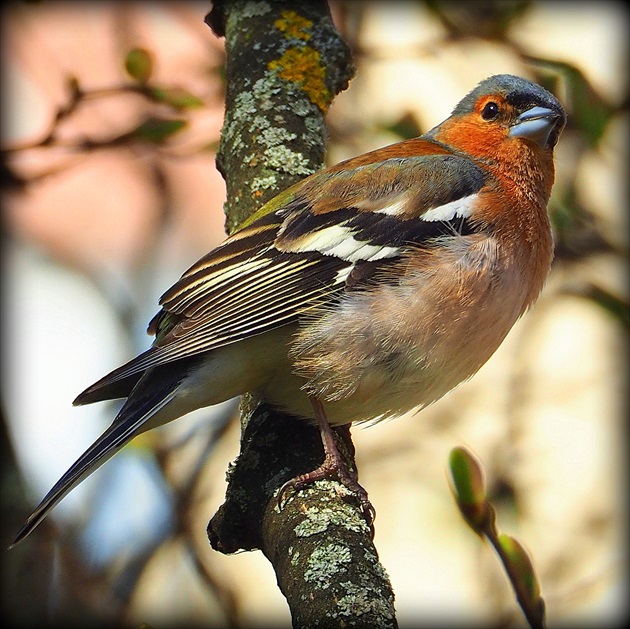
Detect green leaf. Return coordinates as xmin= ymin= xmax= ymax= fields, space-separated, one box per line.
xmin=577 ymin=284 xmax=630 ymax=329
xmin=385 ymin=112 xmax=422 ymax=140
xmin=132 ymin=117 xmax=187 ymax=143
xmin=149 ymin=87 xmax=204 ymax=110
xmin=125 ymin=48 xmax=154 ymax=83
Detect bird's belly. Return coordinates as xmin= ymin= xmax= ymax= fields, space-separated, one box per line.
xmin=281 ymin=240 xmax=534 ymax=425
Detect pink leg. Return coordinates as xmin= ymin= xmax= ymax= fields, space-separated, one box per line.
xmin=277 ymin=396 xmax=375 ymax=526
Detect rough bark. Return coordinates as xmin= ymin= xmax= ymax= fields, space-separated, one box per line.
xmin=204 ymin=2 xmax=397 ymax=626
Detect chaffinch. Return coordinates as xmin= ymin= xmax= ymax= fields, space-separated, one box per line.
xmin=13 ymin=74 xmax=566 ymax=545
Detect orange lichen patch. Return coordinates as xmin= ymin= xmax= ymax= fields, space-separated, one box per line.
xmin=274 ymin=10 xmax=312 ymax=41
xmin=268 ymin=47 xmax=330 ymax=112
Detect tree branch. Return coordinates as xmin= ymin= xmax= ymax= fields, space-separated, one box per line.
xmin=204 ymin=1 xmax=397 ymax=626
xmin=207 ymin=0 xmax=352 ymax=232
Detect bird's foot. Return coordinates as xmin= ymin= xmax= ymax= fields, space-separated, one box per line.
xmin=277 ymin=455 xmax=376 ymax=530
xmin=277 ymin=399 xmax=376 ymax=530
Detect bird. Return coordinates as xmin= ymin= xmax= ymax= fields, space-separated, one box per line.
xmin=12 ymin=74 xmax=566 ymax=546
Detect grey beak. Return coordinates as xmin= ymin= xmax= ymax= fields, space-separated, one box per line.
xmin=509 ymin=106 xmax=563 ymax=147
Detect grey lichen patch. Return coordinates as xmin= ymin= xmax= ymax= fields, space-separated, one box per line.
xmin=239 ymin=1 xmax=271 ymax=19
xmin=303 ymin=543 xmax=352 ymax=589
xmin=222 ymin=75 xmax=317 ymax=179
xmin=291 ymin=98 xmax=314 ymax=118
xmin=260 ymin=125 xmax=296 ymax=145
xmin=363 ymin=548 xmax=391 ymax=583
xmin=297 ymin=108 xmax=326 ymax=153
xmin=328 ymin=506 xmax=371 ymax=534
xmin=289 ymin=549 xmax=301 ymax=566
xmin=222 ymin=78 xmax=282 ymax=147
xmin=335 ymin=581 xmax=395 ymax=625
xmin=224 ymin=0 xmax=272 ymax=40
xmin=304 ymin=111 xmax=325 ymax=135
xmin=294 ymin=506 xmax=330 ymax=537
xmin=251 ymin=77 xmax=283 ymax=110
xmin=251 ymin=113 xmax=273 ymax=133
xmin=250 ymin=174 xmax=279 ymax=194
xmin=234 ymin=89 xmax=257 ymax=113
xmin=264 ymin=145 xmax=312 ymax=175
xmin=294 ymin=494 xmax=372 ymax=538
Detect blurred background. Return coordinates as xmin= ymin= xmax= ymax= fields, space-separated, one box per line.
xmin=1 ymin=1 xmax=627 ymax=627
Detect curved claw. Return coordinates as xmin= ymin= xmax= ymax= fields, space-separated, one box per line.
xmin=275 ymin=451 xmax=376 ymax=532
xmin=275 ymin=396 xmax=376 ymax=534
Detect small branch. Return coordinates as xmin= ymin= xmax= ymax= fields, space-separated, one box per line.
xmin=449 ymin=447 xmax=546 ymax=629
xmin=2 ymin=81 xmax=160 ymax=154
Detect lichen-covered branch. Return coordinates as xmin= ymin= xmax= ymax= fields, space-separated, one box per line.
xmin=207 ymin=409 xmax=397 ymax=628
xmin=204 ymin=1 xmax=397 ymax=626
xmin=207 ymin=0 xmax=353 ymax=233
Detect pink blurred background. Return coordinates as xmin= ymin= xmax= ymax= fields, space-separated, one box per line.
xmin=2 ymin=2 xmax=627 ymax=627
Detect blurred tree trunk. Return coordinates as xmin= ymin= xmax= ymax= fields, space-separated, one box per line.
xmin=205 ymin=2 xmax=397 ymax=627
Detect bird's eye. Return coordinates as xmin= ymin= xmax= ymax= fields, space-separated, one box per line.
xmin=481 ymin=102 xmax=500 ymax=120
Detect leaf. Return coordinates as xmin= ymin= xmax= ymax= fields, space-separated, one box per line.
xmin=125 ymin=48 xmax=154 ymax=83
xmin=149 ymin=87 xmax=205 ymax=110
xmin=530 ymin=59 xmax=614 ymax=146
xmin=132 ymin=117 xmax=187 ymax=143
xmin=575 ymin=284 xmax=630 ymax=329
xmin=385 ymin=112 xmax=422 ymax=141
